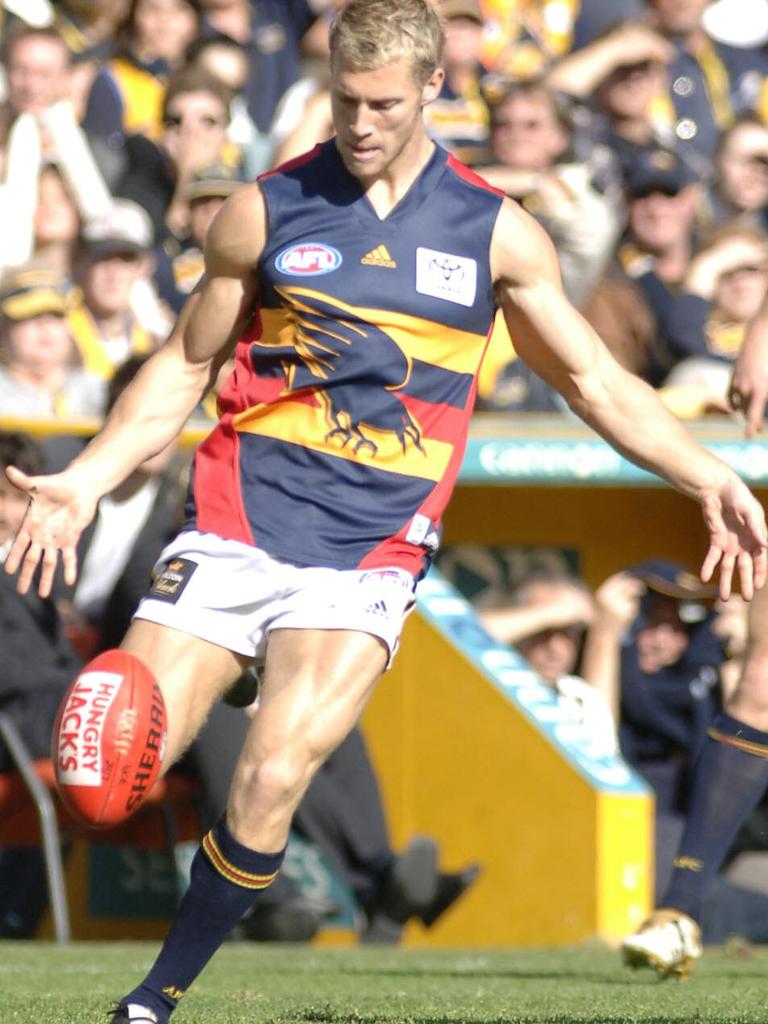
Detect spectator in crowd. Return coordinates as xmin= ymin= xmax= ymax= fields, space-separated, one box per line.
xmin=583 ymin=148 xmax=700 ymax=384
xmin=29 ymin=162 xmax=83 ymax=277
xmin=183 ymin=33 xmax=271 ymax=179
xmin=0 ymin=429 xmax=82 ymax=938
xmin=52 ymin=0 xmax=129 ymax=64
xmin=478 ymin=0 xmax=645 ymax=83
xmin=546 ymin=21 xmax=710 ymax=183
xmin=481 ymin=79 xmax=622 ymax=308
xmin=0 ymin=25 xmax=112 ymax=217
xmin=68 ymin=200 xmax=161 ymax=380
xmin=423 ymin=0 xmax=491 ymax=166
xmin=56 ymin=354 xmax=185 ymax=656
xmin=644 ymin=0 xmax=768 ymax=168
xmin=0 ymin=263 xmax=105 ymax=418
xmin=82 ymin=0 xmax=203 ymax=145
xmin=198 ymin=0 xmax=334 ymax=136
xmin=477 ymin=569 xmax=617 ymax=757
xmin=582 ymin=560 xmax=768 ymax=944
xmin=659 ymin=224 xmax=768 ymax=416
xmin=155 ymin=162 xmax=243 ymax=317
xmin=703 ymin=116 xmax=768 ymax=232
xmin=115 ymin=65 xmax=239 ymax=242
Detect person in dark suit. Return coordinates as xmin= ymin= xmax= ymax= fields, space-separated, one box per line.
xmin=0 ymin=429 xmax=82 ymax=937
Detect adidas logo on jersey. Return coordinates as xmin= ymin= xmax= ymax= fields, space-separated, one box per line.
xmin=361 ymin=244 xmax=397 ymax=268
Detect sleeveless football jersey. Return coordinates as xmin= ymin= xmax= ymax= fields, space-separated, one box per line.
xmin=188 ymin=140 xmax=504 ymax=576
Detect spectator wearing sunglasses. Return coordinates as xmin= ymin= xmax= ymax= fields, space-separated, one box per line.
xmin=582 ymin=148 xmax=701 ymax=385
xmin=113 ymin=66 xmax=242 ymax=243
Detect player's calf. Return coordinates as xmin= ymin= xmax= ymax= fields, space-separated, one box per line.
xmin=52 ymin=649 xmax=167 ymax=827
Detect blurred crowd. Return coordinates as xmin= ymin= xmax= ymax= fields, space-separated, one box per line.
xmin=0 ymin=0 xmax=767 ymax=943
xmin=0 ymin=0 xmax=764 ymax=426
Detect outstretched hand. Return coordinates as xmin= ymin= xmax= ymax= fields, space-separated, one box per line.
xmin=699 ymin=475 xmax=768 ymax=601
xmin=3 ymin=465 xmax=98 ymax=598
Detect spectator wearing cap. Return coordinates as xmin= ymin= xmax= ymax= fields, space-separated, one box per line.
xmin=422 ymin=0 xmax=491 ymax=167
xmin=67 ymin=199 xmax=161 ymax=380
xmin=580 ymin=560 xmax=768 ymax=943
xmin=659 ymin=223 xmax=768 ymax=417
xmin=703 ymin=116 xmax=768 ymax=234
xmin=481 ymin=78 xmax=623 ymax=308
xmin=0 ymin=263 xmax=105 ymax=418
xmin=582 ymin=148 xmax=700 ymax=385
xmin=581 ymin=559 xmax=726 ymax=811
xmin=154 ymin=162 xmax=242 ymax=317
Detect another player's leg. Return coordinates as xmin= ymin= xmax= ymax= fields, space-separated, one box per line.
xmin=113 ymin=626 xmax=388 ymax=1024
xmin=623 ymin=587 xmax=768 ymax=978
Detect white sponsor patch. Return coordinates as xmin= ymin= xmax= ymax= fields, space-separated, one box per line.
xmin=405 ymin=513 xmax=440 ymax=551
xmin=56 ymin=671 xmax=122 ymax=787
xmin=416 ymin=247 xmax=477 ymax=307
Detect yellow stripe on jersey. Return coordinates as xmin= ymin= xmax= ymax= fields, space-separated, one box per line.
xmin=258 ymin=287 xmax=490 ymax=375
xmin=234 ymin=396 xmax=453 ymax=482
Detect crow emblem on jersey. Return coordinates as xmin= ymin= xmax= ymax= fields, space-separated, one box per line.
xmin=254 ymin=289 xmax=426 ymax=456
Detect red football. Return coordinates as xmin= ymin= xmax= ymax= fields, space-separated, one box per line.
xmin=52 ymin=649 xmax=168 ymax=828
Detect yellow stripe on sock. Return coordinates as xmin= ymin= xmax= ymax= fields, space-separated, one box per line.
xmin=202 ymin=832 xmax=279 ymax=890
xmin=708 ymin=727 xmax=768 ymax=758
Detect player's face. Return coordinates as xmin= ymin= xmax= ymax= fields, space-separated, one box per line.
xmin=331 ymin=56 xmax=443 ymax=183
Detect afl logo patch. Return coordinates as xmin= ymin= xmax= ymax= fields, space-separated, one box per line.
xmin=276 ymin=243 xmax=342 ymax=276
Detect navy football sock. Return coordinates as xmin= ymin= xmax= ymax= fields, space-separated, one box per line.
xmin=123 ymin=818 xmax=284 ymax=1021
xmin=662 ymin=712 xmax=768 ymax=923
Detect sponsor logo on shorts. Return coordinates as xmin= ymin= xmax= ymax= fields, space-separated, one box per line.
xmin=56 ymin=672 xmax=122 ymax=786
xmin=276 ymin=243 xmax=342 ymax=276
xmin=148 ymin=557 xmax=198 ymax=604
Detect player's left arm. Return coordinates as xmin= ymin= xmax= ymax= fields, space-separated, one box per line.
xmin=729 ymin=297 xmax=768 ymax=439
xmin=491 ymin=199 xmax=768 ymax=600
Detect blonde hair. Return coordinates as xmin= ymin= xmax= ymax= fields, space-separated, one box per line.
xmin=330 ymin=0 xmax=444 ymax=85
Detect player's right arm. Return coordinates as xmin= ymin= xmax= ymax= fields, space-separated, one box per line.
xmin=4 ymin=183 xmax=268 ymax=597
xmin=729 ymin=298 xmax=768 ymax=438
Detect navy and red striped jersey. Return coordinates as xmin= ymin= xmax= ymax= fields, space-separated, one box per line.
xmin=187 ymin=139 xmax=504 ymax=576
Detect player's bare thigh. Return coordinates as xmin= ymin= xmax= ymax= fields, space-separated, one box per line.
xmin=726 ymin=584 xmax=768 ymax=727
xmin=121 ymin=617 xmax=250 ymax=768
xmin=227 ymin=626 xmax=388 ymax=850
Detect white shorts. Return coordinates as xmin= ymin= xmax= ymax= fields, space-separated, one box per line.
xmin=133 ymin=530 xmax=416 ymax=666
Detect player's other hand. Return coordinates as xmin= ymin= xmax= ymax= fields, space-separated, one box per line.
xmin=699 ymin=474 xmax=768 ymax=601
xmin=3 ymin=465 xmax=97 ymax=598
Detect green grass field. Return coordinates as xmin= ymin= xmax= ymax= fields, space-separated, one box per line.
xmin=4 ymin=941 xmax=768 ymax=1024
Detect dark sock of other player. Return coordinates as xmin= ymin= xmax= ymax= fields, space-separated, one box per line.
xmin=662 ymin=711 xmax=768 ymax=922
xmin=122 ymin=817 xmax=285 ymax=1021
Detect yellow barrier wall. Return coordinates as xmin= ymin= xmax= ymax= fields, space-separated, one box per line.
xmin=362 ymin=590 xmax=653 ymax=948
